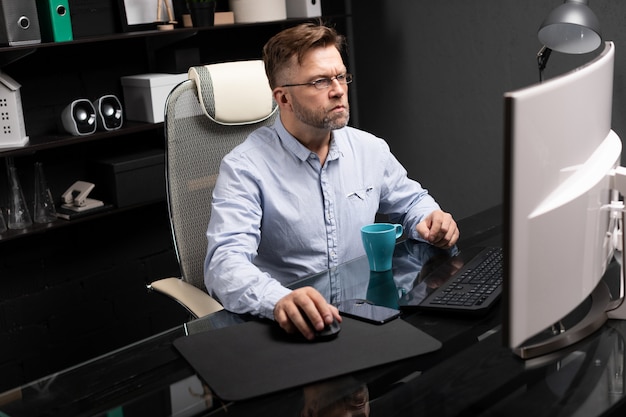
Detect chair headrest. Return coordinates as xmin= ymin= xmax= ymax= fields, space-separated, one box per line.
xmin=188 ymin=60 xmax=277 ymax=125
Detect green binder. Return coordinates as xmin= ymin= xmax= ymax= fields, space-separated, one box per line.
xmin=36 ymin=0 xmax=73 ymax=42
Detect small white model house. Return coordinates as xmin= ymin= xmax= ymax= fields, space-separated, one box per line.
xmin=0 ymin=71 xmax=28 ymax=148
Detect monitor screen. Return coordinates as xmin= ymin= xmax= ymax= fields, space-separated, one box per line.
xmin=503 ymin=41 xmax=622 ymax=359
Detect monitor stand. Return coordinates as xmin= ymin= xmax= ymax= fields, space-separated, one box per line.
xmin=513 ymin=282 xmax=611 ymax=359
xmin=515 ymin=202 xmax=626 ymax=360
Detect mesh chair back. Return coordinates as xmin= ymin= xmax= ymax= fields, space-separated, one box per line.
xmin=165 ymin=61 xmax=278 ymax=291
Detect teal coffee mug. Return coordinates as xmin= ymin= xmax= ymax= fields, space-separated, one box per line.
xmin=360 ymin=223 xmax=403 ymax=271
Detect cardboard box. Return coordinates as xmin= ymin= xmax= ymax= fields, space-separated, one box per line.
xmin=214 ymin=11 xmax=235 ymax=25
xmin=230 ymin=0 xmax=286 ymax=23
xmin=92 ymin=149 xmax=165 ymax=208
xmin=121 ymin=73 xmax=187 ymax=123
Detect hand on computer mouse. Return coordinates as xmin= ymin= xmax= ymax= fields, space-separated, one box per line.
xmin=273 ymin=287 xmax=342 ymax=341
xmin=301 ymin=312 xmax=341 ymax=341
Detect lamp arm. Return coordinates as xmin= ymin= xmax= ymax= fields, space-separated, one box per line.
xmin=537 ymin=45 xmax=552 ymax=82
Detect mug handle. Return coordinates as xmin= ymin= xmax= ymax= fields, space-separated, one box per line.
xmin=394 ymin=224 xmax=403 ymax=238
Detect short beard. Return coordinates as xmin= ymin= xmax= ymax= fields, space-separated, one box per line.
xmin=322 ymin=110 xmax=350 ymax=130
xmin=292 ymin=99 xmax=350 ymax=130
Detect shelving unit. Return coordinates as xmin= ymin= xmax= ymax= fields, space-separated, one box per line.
xmin=0 ymin=4 xmax=351 ymax=242
xmin=0 ymin=2 xmax=353 ymax=390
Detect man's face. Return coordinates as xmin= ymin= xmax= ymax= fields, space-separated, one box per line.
xmin=285 ymin=46 xmax=350 ymax=131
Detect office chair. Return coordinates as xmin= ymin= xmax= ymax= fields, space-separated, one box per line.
xmin=148 ymin=60 xmax=279 ymax=318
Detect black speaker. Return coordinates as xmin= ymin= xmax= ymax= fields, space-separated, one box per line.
xmin=0 ymin=0 xmax=41 ymax=46
xmin=92 ymin=95 xmax=123 ymax=131
xmin=61 ymin=99 xmax=96 ymax=136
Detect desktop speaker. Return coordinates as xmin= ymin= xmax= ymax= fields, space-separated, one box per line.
xmin=36 ymin=0 xmax=73 ymax=42
xmin=285 ymin=0 xmax=321 ymax=18
xmin=61 ymin=99 xmax=96 ymax=136
xmin=92 ymin=95 xmax=123 ymax=131
xmin=0 ymin=0 xmax=41 ymax=46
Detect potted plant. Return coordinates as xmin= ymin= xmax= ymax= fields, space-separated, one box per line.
xmin=186 ymin=0 xmax=217 ymax=27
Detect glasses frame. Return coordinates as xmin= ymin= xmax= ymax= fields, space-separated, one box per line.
xmin=281 ymin=73 xmax=353 ymax=90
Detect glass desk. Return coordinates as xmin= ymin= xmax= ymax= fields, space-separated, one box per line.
xmin=1 ymin=239 xmax=625 ymax=417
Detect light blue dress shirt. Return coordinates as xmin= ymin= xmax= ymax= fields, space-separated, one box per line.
xmin=205 ymin=117 xmax=441 ymax=319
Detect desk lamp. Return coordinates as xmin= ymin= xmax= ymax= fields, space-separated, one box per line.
xmin=536 ymin=0 xmax=602 ymax=81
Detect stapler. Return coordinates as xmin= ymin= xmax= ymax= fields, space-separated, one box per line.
xmin=61 ymin=181 xmax=104 ymax=212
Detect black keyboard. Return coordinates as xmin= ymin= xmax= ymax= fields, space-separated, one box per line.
xmin=398 ymin=247 xmax=503 ymax=315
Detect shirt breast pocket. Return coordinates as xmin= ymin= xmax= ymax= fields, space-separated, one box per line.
xmin=346 ymin=186 xmax=377 ymax=209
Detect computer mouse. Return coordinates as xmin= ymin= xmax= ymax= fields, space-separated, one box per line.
xmin=314 ymin=318 xmax=342 ymax=341
xmin=302 ymin=312 xmax=341 ymax=341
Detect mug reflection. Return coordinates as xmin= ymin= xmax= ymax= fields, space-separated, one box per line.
xmin=366 ymin=270 xmax=399 ymax=309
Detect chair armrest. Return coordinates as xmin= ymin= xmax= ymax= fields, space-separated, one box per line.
xmin=148 ymin=277 xmax=223 ymax=318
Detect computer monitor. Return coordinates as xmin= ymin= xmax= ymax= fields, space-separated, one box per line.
xmin=503 ymin=41 xmax=625 ymax=359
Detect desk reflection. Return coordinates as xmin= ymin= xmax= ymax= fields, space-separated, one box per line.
xmin=364 ymin=321 xmax=626 ymax=417
xmin=389 ymin=240 xmax=458 ymax=306
xmin=300 ymin=376 xmax=370 ymax=417
xmin=293 ymin=239 xmax=456 ymax=309
xmin=3 ymin=241 xmax=626 ymax=416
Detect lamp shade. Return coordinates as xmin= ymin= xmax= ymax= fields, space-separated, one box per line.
xmin=538 ymin=0 xmax=601 ymax=54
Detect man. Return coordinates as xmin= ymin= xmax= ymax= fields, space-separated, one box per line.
xmin=205 ymin=22 xmax=459 ymax=340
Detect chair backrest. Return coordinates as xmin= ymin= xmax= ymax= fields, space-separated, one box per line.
xmin=165 ymin=60 xmax=278 ymax=291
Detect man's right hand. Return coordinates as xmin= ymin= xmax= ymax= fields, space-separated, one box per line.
xmin=273 ymin=287 xmax=342 ymax=340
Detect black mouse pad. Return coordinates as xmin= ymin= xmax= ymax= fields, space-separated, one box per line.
xmin=173 ymin=316 xmax=442 ymax=401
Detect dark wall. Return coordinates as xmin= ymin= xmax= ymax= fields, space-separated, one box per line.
xmin=349 ymin=0 xmax=626 ymax=220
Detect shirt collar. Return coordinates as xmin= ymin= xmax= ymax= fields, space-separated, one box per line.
xmin=273 ymin=117 xmax=344 ymax=163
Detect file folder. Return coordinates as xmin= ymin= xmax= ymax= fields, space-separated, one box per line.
xmin=37 ymin=0 xmax=73 ymax=42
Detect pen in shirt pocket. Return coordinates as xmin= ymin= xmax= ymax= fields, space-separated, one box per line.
xmin=346 ymin=186 xmax=373 ymax=200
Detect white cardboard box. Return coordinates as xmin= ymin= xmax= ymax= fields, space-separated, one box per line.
xmin=230 ymin=0 xmax=286 ymax=23
xmin=121 ymin=73 xmax=188 ymax=123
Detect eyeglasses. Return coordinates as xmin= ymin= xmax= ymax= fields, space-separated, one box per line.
xmin=281 ymin=73 xmax=353 ymax=90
